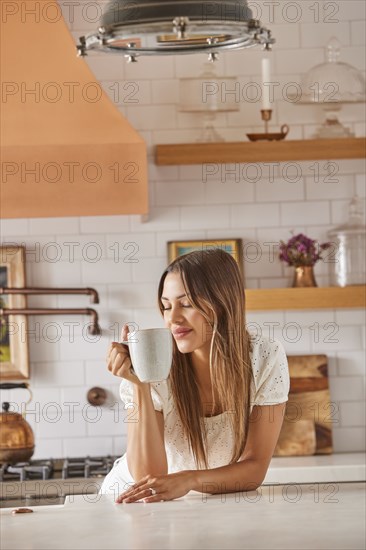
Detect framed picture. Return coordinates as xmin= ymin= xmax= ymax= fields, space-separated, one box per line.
xmin=167 ymin=239 xmax=244 ymax=277
xmin=0 ymin=246 xmax=30 ymax=380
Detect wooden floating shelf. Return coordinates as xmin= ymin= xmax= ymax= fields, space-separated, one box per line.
xmin=245 ymin=286 xmax=366 ymax=311
xmin=155 ymin=137 xmax=366 ymax=165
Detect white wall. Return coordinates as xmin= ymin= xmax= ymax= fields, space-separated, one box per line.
xmin=0 ymin=0 xmax=365 ymax=459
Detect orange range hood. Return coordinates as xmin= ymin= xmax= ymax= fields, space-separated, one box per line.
xmin=0 ymin=0 xmax=148 ymax=218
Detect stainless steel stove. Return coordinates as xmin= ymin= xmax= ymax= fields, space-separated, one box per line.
xmin=0 ymin=456 xmax=116 ymax=508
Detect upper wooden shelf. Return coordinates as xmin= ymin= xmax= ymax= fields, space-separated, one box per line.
xmin=245 ymin=286 xmax=366 ymax=311
xmin=155 ymin=137 xmax=366 ymax=165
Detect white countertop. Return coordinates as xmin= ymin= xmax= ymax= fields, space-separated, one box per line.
xmin=264 ymin=452 xmax=366 ymax=484
xmin=1 ymin=482 xmax=365 ymax=550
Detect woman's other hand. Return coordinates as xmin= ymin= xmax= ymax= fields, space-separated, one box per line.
xmin=106 ymin=324 xmax=142 ymax=386
xmin=115 ymin=471 xmax=195 ymax=503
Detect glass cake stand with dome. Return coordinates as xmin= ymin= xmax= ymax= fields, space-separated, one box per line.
xmin=179 ymin=63 xmax=240 ymax=142
xmin=296 ymin=38 xmax=366 ymax=138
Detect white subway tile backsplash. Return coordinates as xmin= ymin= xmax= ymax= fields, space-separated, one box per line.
xmin=284 ymin=310 xmax=336 ymax=327
xmin=80 ymin=216 xmax=130 ymax=234
xmin=37 ymin=412 xmax=87 ymax=438
xmin=125 ymin=56 xmax=174 ymax=80
xmin=206 ymin=180 xmax=255 ymax=204
xmin=273 ymin=327 xmax=313 ymax=354
xmin=329 ymin=376 xmax=365 ymax=401
xmin=305 ymin=175 xmax=355 ymax=200
xmin=86 ymin=409 xmax=127 ymax=437
xmin=85 ymin=360 xmax=120 ymax=386
xmin=149 ymin=164 xmax=179 ymax=182
xmin=314 ymin=326 xmax=363 ymax=353
xmin=81 ymin=259 xmax=132 ymax=284
xmin=256 ymin=180 xmax=305 ymax=202
xmin=131 ymin=257 xmax=168 ymax=283
xmin=107 ymin=283 xmax=158 ymax=310
xmin=181 ymin=205 xmax=230 ymax=230
xmin=256 ymin=226 xmax=307 ymax=242
xmin=337 ymin=46 xmax=366 ymax=72
xmin=53 ymin=234 xmax=107 ymax=261
xmin=340 ymin=401 xmax=366 ymax=427
xmin=130 ymin=308 xmax=166 ymax=330
xmin=126 ymin=105 xmax=177 ymax=131
xmin=275 ymin=48 xmax=324 ymax=75
xmin=337 ymin=351 xmax=366 ymax=376
xmin=113 ymin=436 xmax=127 ymax=456
xmin=0 ymin=219 xmax=29 ymax=237
xmin=350 ymin=21 xmax=365 ymax=46
xmin=60 ymin=386 xmax=90 ymax=409
xmin=103 ymin=79 xmax=151 ymax=106
xmin=105 ymin=232 xmax=156 ymax=260
xmin=28 ymin=339 xmax=60 ymax=363
xmin=33 ymin=438 xmax=63 ymax=460
xmin=84 ymin=55 xmax=126 ymax=83
xmin=338 ymin=1 xmax=366 ymax=20
xmin=244 ymin=253 xmax=283 ymax=278
xmin=32 ymin=361 xmax=85 ymax=387
xmin=130 ymin=207 xmax=180 ymax=232
xmin=258 ymin=277 xmax=290 ymax=288
xmin=300 ymin=22 xmax=351 ymax=48
xmin=246 ymin=311 xmax=286 ymax=330
xmin=268 ymin=23 xmax=301 ymax=49
xmin=331 ymin=199 xmax=359 ymax=225
xmin=58 ymin=335 xmax=107 ymax=361
xmin=63 ymin=437 xmax=114 ymax=458
xmin=335 ymin=310 xmax=366 ymax=326
xmin=29 ymin=257 xmax=82 ymax=285
xmin=355 ymin=174 xmax=366 ymax=197
xmin=231 ymin=203 xmax=280 ymax=228
xmin=155 ymin=180 xmax=205 ymax=206
xmin=281 ymin=201 xmax=330 ymax=226
xmin=29 ymin=218 xmax=79 ymax=235
xmin=332 ymin=427 xmax=366 ymax=453
xmin=151 ymin=79 xmax=180 ymax=105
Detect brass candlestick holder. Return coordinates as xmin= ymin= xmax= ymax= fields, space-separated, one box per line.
xmin=246 ymin=109 xmax=289 ymax=141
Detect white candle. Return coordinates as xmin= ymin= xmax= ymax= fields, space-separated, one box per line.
xmin=261 ymin=58 xmax=271 ymax=110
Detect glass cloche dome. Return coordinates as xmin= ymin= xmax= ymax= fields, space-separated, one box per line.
xmin=297 ymin=38 xmax=366 ymax=138
xmin=327 ymin=196 xmax=366 ymax=287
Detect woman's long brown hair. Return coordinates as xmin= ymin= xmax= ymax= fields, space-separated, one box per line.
xmin=157 ymin=248 xmax=253 ymax=469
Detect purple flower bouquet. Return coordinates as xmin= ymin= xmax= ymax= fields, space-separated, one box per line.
xmin=279 ymin=233 xmax=331 ymax=267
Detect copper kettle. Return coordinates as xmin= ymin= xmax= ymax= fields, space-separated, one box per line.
xmin=0 ymin=383 xmax=35 ymax=464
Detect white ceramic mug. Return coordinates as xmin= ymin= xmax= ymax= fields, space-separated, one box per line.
xmin=121 ymin=328 xmax=173 ymax=383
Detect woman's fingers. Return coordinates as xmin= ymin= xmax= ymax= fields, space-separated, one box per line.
xmin=120 ymin=323 xmax=130 ymax=344
xmin=116 ymin=477 xmax=160 ymax=503
xmin=106 ymin=341 xmax=131 ymax=376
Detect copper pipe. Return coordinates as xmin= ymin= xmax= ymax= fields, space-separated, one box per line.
xmin=0 ymin=287 xmax=99 ymax=304
xmin=0 ymin=308 xmax=101 ymax=335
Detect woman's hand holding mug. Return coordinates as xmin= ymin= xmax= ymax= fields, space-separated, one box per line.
xmin=107 ymin=324 xmax=144 ymax=386
xmin=107 ymin=324 xmax=173 ymax=384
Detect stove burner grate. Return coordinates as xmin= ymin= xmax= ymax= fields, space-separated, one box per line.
xmin=0 ymin=461 xmax=53 ymax=481
xmin=0 ymin=455 xmax=116 ymax=481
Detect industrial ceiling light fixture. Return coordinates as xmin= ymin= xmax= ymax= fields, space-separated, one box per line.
xmin=77 ymin=0 xmax=274 ymax=62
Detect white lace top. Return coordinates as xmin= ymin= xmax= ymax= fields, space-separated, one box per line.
xmin=119 ymin=335 xmax=290 ymax=473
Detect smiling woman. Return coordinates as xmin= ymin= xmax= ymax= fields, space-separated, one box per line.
xmin=101 ymin=249 xmax=290 ymax=502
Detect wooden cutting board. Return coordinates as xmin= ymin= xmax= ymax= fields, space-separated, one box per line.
xmin=274 ymin=354 xmax=333 ymax=456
